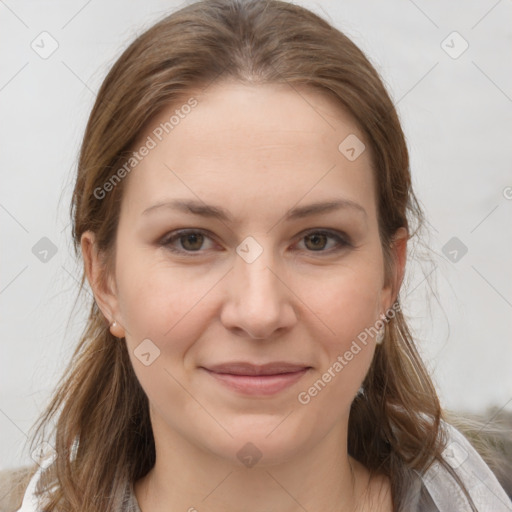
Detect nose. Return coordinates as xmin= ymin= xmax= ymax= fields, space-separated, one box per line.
xmin=220 ymin=241 xmax=298 ymax=339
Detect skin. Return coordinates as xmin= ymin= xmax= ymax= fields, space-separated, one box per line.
xmin=82 ymin=80 xmax=407 ymax=512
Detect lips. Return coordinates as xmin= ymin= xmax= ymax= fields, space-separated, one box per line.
xmin=203 ymin=361 xmax=311 ymax=376
xmin=200 ymin=362 xmax=311 ymax=396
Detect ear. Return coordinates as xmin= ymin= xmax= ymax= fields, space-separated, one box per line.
xmin=81 ymin=230 xmax=125 ymax=338
xmin=381 ymin=226 xmax=408 ymax=312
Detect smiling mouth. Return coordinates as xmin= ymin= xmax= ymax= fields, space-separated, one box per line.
xmin=200 ymin=363 xmax=311 ymax=396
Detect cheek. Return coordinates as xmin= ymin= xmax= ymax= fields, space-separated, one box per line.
xmin=115 ymin=249 xmax=212 ymax=351
xmin=295 ymin=313 xmax=376 ymax=425
xmin=300 ymin=261 xmax=382 ymax=398
xmin=115 ymin=255 xmax=212 ymax=408
xmin=310 ymin=261 xmax=383 ymax=343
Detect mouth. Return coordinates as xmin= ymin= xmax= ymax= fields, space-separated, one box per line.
xmin=200 ymin=362 xmax=312 ymax=396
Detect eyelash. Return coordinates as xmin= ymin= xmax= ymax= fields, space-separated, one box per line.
xmin=159 ymin=229 xmax=352 ymax=256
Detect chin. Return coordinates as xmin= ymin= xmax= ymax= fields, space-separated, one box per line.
xmin=202 ymin=414 xmax=317 ymax=468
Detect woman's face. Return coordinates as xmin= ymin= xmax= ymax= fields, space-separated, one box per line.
xmin=85 ymin=81 xmax=405 ymax=467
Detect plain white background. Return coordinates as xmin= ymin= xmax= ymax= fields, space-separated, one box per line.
xmin=1 ymin=0 xmax=511 ymax=470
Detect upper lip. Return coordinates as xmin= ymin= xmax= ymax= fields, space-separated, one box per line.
xmin=202 ymin=362 xmax=311 ymax=376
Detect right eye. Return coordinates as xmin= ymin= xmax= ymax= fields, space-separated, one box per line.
xmin=160 ymin=229 xmax=218 ymax=255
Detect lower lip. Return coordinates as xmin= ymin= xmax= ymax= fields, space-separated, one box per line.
xmin=202 ymin=368 xmax=310 ymax=396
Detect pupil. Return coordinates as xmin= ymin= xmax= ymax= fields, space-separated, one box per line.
xmin=182 ymin=233 xmax=203 ymax=250
xmin=306 ymin=233 xmax=326 ymax=251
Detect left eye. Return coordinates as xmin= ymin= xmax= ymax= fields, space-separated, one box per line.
xmin=295 ymin=230 xmax=349 ymax=252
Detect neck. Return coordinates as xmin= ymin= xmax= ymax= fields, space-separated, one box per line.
xmin=134 ymin=415 xmax=372 ymax=512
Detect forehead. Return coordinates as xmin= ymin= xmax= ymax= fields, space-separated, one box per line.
xmin=120 ymin=81 xmax=376 ymax=224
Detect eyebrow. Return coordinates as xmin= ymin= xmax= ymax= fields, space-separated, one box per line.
xmin=142 ymin=198 xmax=367 ymax=222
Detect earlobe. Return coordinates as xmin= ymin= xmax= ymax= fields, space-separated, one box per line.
xmin=80 ymin=230 xmax=120 ymax=327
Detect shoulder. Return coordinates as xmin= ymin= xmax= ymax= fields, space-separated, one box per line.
xmin=421 ymin=420 xmax=512 ymax=511
xmin=0 ymin=464 xmax=39 ymax=512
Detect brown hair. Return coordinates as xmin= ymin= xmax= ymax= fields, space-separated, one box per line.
xmin=24 ymin=0 xmax=479 ymax=510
